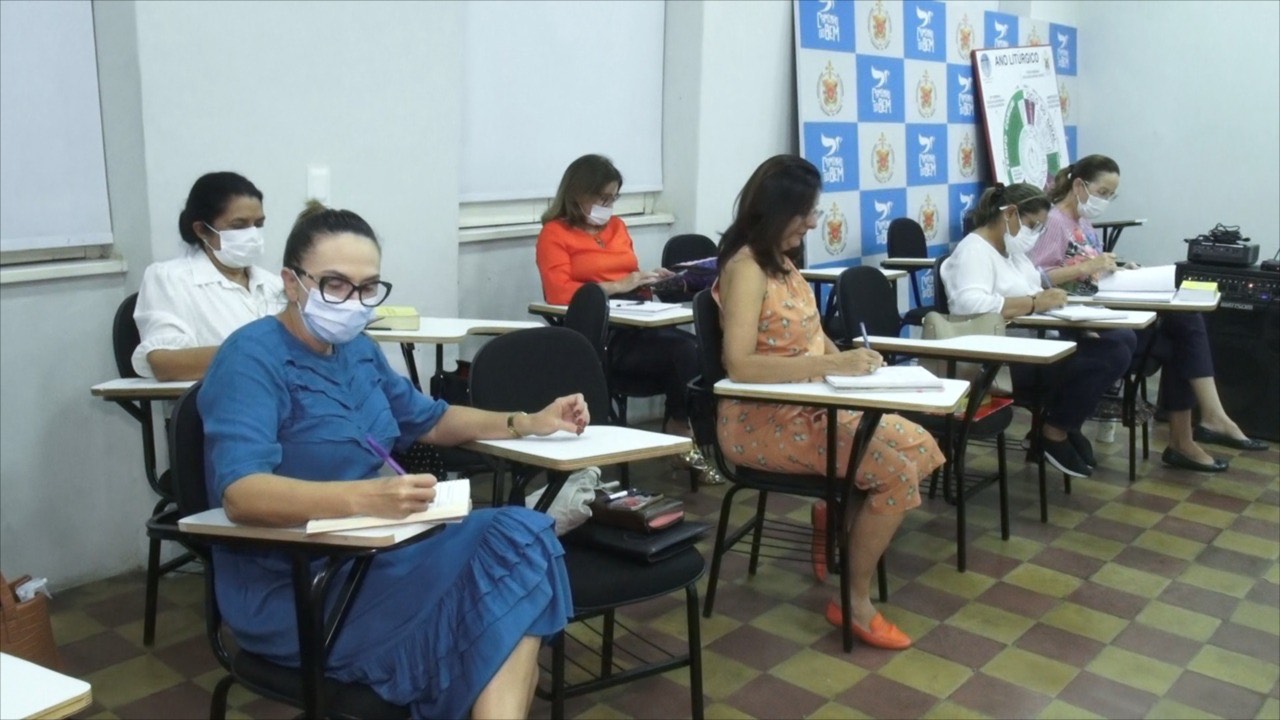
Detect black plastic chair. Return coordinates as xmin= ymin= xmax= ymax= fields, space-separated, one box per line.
xmin=661 ymin=233 xmax=717 ymax=268
xmin=887 ymin=218 xmax=938 ymax=326
xmin=835 ymin=266 xmax=905 ymax=352
xmin=687 ymin=290 xmax=889 ymax=650
xmin=112 ymin=292 xmax=198 ymax=647
xmin=563 ymin=283 xmax=610 ymax=366
xmin=468 ymin=327 xmax=706 ymax=719
xmin=166 ymin=384 xmax=423 ymax=719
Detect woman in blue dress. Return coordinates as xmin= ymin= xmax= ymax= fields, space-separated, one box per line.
xmin=198 ymin=201 xmax=585 ymax=718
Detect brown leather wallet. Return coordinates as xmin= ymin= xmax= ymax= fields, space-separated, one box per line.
xmin=589 ymin=490 xmax=685 ymax=533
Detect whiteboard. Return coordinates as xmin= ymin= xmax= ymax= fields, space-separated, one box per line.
xmin=459 ymin=1 xmax=665 ymax=202
xmin=0 ymin=0 xmax=113 ymax=252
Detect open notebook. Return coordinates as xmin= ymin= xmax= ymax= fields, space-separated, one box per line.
xmin=304 ymin=478 xmax=472 ymax=535
xmin=1043 ymin=305 xmax=1127 ymax=321
xmin=608 ymin=299 xmax=684 ymax=315
xmin=824 ymin=365 xmax=944 ymax=392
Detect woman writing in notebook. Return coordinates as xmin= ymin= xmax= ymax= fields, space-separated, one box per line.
xmin=715 ymin=155 xmax=945 ymax=650
xmin=132 ymin=172 xmax=287 ymax=380
xmin=199 ymin=202 xmax=586 ymax=718
xmin=1028 ymin=154 xmax=1267 ymax=470
xmin=941 ymin=183 xmax=1135 ymax=478
xmin=536 ymin=154 xmax=718 ymax=480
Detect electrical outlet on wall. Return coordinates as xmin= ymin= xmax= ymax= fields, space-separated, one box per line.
xmin=307 ymin=165 xmax=330 ymax=204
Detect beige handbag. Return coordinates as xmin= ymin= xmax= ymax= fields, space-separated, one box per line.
xmin=920 ymin=311 xmax=1007 ymax=386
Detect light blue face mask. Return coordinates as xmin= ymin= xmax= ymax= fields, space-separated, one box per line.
xmin=293 ymin=271 xmax=375 ymax=345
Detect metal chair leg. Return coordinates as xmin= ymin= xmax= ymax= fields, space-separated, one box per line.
xmin=143 ymin=534 xmax=163 ymax=646
xmin=685 ymin=584 xmax=705 ymax=720
xmin=702 ymin=488 xmax=739 ymax=617
xmin=747 ymin=492 xmax=768 ymax=575
xmin=210 ymin=674 xmax=236 ymax=720
xmin=551 ymin=631 xmax=566 ymax=720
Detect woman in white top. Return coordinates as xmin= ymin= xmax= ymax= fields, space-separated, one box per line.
xmin=941 ymin=183 xmax=1134 ymax=478
xmin=132 ymin=172 xmax=286 ymax=380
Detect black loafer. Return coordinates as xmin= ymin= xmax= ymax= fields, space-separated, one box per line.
xmin=1161 ymin=447 xmax=1228 ymax=473
xmin=1043 ymin=437 xmax=1092 ymax=478
xmin=1068 ymin=429 xmax=1096 ymax=468
xmin=1193 ymin=426 xmax=1270 ymax=451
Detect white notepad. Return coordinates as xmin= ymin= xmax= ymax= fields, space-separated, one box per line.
xmin=824 ymin=365 xmax=944 ymax=392
xmin=1043 ymin=306 xmax=1128 ymax=321
xmin=304 ymin=479 xmax=472 ymax=535
xmin=608 ymin=300 xmax=684 ymax=315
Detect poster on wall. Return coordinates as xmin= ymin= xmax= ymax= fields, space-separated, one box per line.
xmin=971 ymin=44 xmax=1070 ymax=189
xmin=793 ymin=1 xmax=1077 ymax=310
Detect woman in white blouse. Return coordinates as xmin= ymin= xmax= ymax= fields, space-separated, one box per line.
xmin=941 ymin=183 xmax=1134 ymax=479
xmin=132 ymin=172 xmax=286 ymax=380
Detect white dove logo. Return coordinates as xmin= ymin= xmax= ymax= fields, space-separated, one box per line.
xmin=820 ymin=133 xmax=843 ymax=157
xmin=870 ymin=67 xmax=889 ymax=89
xmin=917 ymin=134 xmax=935 ymax=154
xmin=915 ymin=6 xmax=933 ymax=28
xmin=874 ymin=200 xmax=894 ymax=221
xmin=994 ymin=21 xmax=1008 ymax=42
xmin=819 ymin=0 xmax=835 ymax=13
xmin=1057 ymin=31 xmax=1069 ymax=50
xmin=957 ymin=75 xmax=973 ymax=95
xmin=959 ymin=192 xmax=975 ymax=210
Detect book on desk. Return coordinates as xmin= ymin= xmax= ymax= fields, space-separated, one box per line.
xmin=1091 ymin=264 xmax=1218 ymax=304
xmin=824 ymin=365 xmax=944 ymax=392
xmin=304 ymin=478 xmax=471 ymax=535
xmin=1043 ymin=305 xmax=1128 ymax=321
xmin=366 ymin=306 xmax=420 ymax=330
xmin=608 ymin=299 xmax=684 ymax=316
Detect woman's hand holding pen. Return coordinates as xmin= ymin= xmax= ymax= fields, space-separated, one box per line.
xmin=360 ymin=474 xmax=438 ymax=518
xmin=830 ymin=348 xmax=884 ymax=376
xmin=524 ymin=393 xmax=590 ymax=436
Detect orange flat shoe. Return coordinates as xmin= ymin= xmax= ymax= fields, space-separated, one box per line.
xmin=811 ymin=501 xmax=828 ymax=582
xmin=824 ymin=601 xmax=913 ymax=650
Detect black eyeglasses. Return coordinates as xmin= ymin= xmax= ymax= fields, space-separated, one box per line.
xmin=293 ymin=268 xmax=393 ymax=307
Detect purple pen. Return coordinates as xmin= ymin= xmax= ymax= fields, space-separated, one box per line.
xmin=364 ymin=435 xmax=407 ymax=475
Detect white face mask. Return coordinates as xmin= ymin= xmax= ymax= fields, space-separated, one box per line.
xmin=1076 ymin=184 xmax=1111 ymax=219
xmin=203 ymin=223 xmax=264 ymax=268
xmin=584 ymin=203 xmax=613 ymax=226
xmin=1003 ymin=214 xmax=1043 ymax=255
xmin=292 ymin=272 xmax=375 ymax=345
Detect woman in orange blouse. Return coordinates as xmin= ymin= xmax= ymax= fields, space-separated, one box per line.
xmin=536 ymin=155 xmax=709 ymax=469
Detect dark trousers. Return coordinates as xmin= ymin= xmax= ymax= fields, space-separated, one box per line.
xmin=1141 ymin=313 xmax=1216 ymax=412
xmin=608 ymin=327 xmax=699 ymax=421
xmin=1012 ymin=329 xmax=1136 ymax=431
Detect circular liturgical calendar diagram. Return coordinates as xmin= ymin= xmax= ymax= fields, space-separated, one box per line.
xmin=1002 ymin=86 xmax=1062 ymax=187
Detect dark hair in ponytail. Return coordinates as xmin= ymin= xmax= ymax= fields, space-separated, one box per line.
xmin=1048 ymin=154 xmax=1120 ymax=203
xmin=178 ymin=172 xmax=263 ymax=246
xmin=969 ymin=183 xmax=1051 ymax=228
xmin=282 ymin=200 xmax=380 ymax=270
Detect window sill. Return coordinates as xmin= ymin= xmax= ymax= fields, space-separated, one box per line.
xmin=0 ymin=256 xmax=128 ymax=285
xmin=458 ymin=212 xmax=676 ymax=244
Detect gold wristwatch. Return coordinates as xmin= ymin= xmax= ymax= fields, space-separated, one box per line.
xmin=507 ymin=411 xmax=527 ymax=438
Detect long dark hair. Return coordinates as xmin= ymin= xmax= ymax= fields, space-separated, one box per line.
xmin=1048 ymin=154 xmax=1120 ymax=203
xmin=718 ymin=155 xmax=821 ymax=278
xmin=178 ymin=172 xmax=262 ymax=246
xmin=282 ymin=200 xmax=379 ymax=270
xmin=542 ymin=154 xmax=623 ymax=228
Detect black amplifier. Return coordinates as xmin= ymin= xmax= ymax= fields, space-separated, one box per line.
xmin=1176 ymin=261 xmax=1279 ymax=307
xmin=1175 ymin=262 xmax=1280 ymax=441
xmin=1186 ymin=239 xmax=1260 ymax=267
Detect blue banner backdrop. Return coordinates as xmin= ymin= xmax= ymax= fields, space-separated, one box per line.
xmin=794 ymin=0 xmax=1078 ymax=311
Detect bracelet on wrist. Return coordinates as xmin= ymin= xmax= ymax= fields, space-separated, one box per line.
xmin=507 ymin=411 xmax=528 ymax=438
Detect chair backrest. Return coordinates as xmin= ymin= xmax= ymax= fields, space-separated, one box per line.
xmin=562 ymin=283 xmax=610 ymax=364
xmin=933 ymin=253 xmax=952 ymax=315
xmin=113 ymin=292 xmax=141 ymax=379
xmin=836 ymin=266 xmax=901 ymax=343
xmin=168 ymin=383 xmax=211 ymax=518
xmin=886 ymin=218 xmax=927 ymax=259
xmin=662 ymin=234 xmax=717 ymax=268
xmin=469 ymin=327 xmax=611 ymax=423
xmin=692 ymin=289 xmax=727 ymax=386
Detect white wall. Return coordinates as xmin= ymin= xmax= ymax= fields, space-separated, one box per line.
xmin=0 ymin=1 xmax=155 ymax=590
xmin=1073 ymin=1 xmax=1279 ymax=266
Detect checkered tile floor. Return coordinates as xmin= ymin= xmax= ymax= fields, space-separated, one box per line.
xmin=53 ymin=414 xmax=1279 ymax=719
